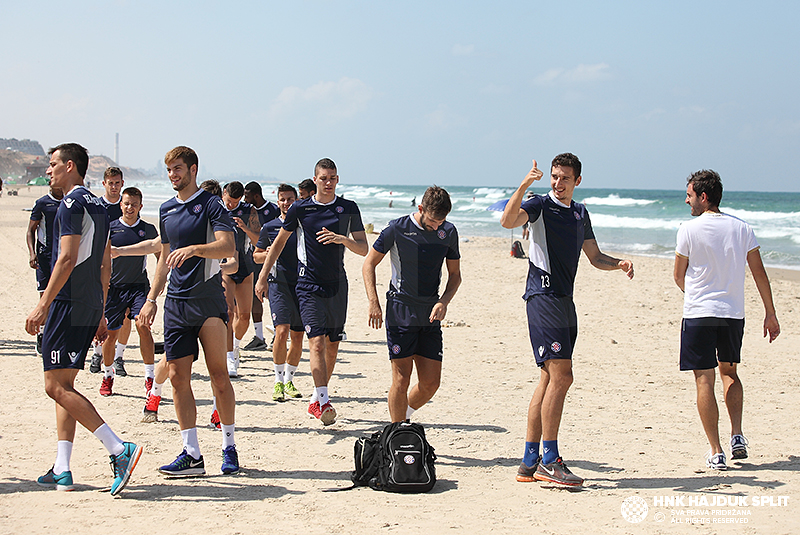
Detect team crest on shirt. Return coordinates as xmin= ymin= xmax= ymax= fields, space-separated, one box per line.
xmin=335 ymin=206 xmax=344 ymax=213
xmin=437 ymin=229 xmax=446 ymax=239
xmin=193 ymin=204 xmax=203 ymax=214
xmin=138 ymin=230 xmax=146 ymax=237
xmin=551 ymin=342 xmax=562 ymax=353
xmin=574 ymin=212 xmax=581 ymax=220
xmin=391 ymin=344 xmax=401 ymax=355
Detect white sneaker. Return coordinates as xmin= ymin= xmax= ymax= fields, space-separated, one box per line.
xmin=705 ymin=450 xmax=727 ymax=470
xmin=730 ymin=435 xmax=748 ymax=460
xmin=227 ymin=354 xmax=239 ymax=377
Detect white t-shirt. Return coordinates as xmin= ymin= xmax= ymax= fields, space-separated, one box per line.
xmin=676 ymin=212 xmax=759 ymax=319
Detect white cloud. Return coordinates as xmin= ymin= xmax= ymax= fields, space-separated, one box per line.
xmin=268 ymin=77 xmax=374 ymax=122
xmin=452 ymin=44 xmax=475 ymax=56
xmin=533 ymin=63 xmax=611 ymax=85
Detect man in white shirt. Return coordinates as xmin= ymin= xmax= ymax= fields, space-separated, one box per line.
xmin=674 ymin=169 xmax=780 ymax=470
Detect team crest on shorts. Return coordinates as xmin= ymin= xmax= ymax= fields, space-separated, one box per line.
xmin=437 ymin=229 xmax=446 ymax=239
xmin=551 ymin=341 xmax=562 ymax=353
xmin=138 ymin=230 xmax=146 ymax=237
xmin=192 ymin=204 xmax=203 ymax=214
xmin=305 ymin=325 xmax=312 ymax=333
xmin=272 ymin=312 xmax=277 ymax=321
xmin=391 ymin=344 xmax=401 ymax=355
xmin=336 ymin=206 xmax=344 ymax=213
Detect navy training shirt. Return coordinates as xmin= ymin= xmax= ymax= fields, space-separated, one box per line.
xmin=256 ymin=216 xmax=298 ymax=285
xmin=100 ymin=196 xmax=123 ymax=221
xmin=521 ymin=192 xmax=595 ymax=299
xmin=30 ymin=193 xmax=61 ymax=259
xmin=159 ymin=188 xmax=235 ymax=299
xmin=109 ymin=218 xmax=158 ymax=287
xmin=52 ymin=185 xmax=110 ymax=309
xmin=254 ymin=201 xmax=280 ymax=227
xmin=282 ymin=195 xmax=365 ymax=286
xmin=372 ymin=214 xmax=460 ymax=306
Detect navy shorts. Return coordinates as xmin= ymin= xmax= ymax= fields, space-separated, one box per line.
xmin=36 ymin=255 xmax=52 ymax=292
xmin=296 ymin=280 xmax=347 ymax=342
xmin=268 ymin=280 xmax=303 ymax=332
xmin=680 ymin=317 xmax=744 ymax=370
xmin=385 ymin=298 xmax=443 ymax=361
xmin=104 ymin=284 xmax=149 ymax=331
xmin=526 ymin=293 xmax=578 ymax=367
xmin=163 ymin=295 xmax=229 ymax=361
xmin=42 ymin=300 xmax=102 ymax=371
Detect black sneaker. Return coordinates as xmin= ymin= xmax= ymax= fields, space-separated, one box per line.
xmin=36 ymin=332 xmax=43 ymax=355
xmin=89 ymin=353 xmax=102 ymax=374
xmin=242 ymin=336 xmax=268 ymax=351
xmin=534 ymin=457 xmax=584 ymax=487
xmin=516 ymin=457 xmax=541 ymax=482
xmin=114 ymin=358 xmax=127 ymax=377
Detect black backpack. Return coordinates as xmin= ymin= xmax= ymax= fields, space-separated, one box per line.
xmin=371 ymin=421 xmax=436 ymax=493
xmin=351 ymin=430 xmax=383 ymax=487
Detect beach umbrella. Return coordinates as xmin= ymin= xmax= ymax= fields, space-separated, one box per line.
xmin=486 ymin=198 xmax=515 ymax=244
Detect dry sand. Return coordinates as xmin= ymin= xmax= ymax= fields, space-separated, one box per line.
xmin=1 ymin=186 xmax=798 ymax=534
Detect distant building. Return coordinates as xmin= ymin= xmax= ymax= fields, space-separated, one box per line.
xmin=1 ymin=138 xmax=46 ymax=156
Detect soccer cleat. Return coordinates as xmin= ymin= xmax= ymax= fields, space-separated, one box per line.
xmin=210 ymin=409 xmax=221 ymax=430
xmin=144 ymin=377 xmax=154 ymax=396
xmin=37 ymin=467 xmax=75 ymax=491
xmin=113 ymin=358 xmax=127 ymax=377
xmin=110 ymin=442 xmax=143 ymax=496
xmin=141 ymin=393 xmax=161 ymax=423
xmin=705 ymin=450 xmax=727 ymax=470
xmin=158 ymin=449 xmax=205 ymax=477
xmin=100 ymin=376 xmax=114 ymax=396
xmin=90 ymin=353 xmax=102 ymax=373
xmin=243 ymin=336 xmax=268 ymax=351
xmin=221 ymin=445 xmax=240 ymax=474
xmin=272 ymin=382 xmax=285 ymax=402
xmin=516 ymin=457 xmax=541 ymax=483
xmin=227 ymin=354 xmax=239 ymax=377
xmin=283 ymin=381 xmax=302 ymax=399
xmin=533 ymin=457 xmax=584 ymax=486
xmin=319 ymin=402 xmax=337 ymax=426
xmin=731 ymin=435 xmax=748 ymax=460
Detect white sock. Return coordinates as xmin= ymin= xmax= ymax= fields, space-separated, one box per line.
xmin=104 ymin=364 xmax=114 ymax=378
xmin=151 ymin=380 xmax=164 ymax=397
xmin=181 ymin=428 xmax=201 ymax=459
xmin=227 ymin=350 xmax=235 ymax=360
xmin=93 ymin=423 xmax=125 ymax=456
xmin=309 ymin=389 xmax=318 ymax=403
xmin=54 ymin=440 xmax=73 ymax=474
xmin=212 ymin=396 xmax=217 ymax=412
xmin=144 ymin=364 xmax=155 ymax=379
xmin=93 ymin=342 xmax=102 ymax=356
xmin=406 ymin=406 xmax=417 ymax=420
xmin=316 ymin=386 xmax=329 ymax=406
xmin=115 ymin=342 xmax=126 ymax=360
xmin=274 ymin=364 xmax=285 ymax=384
xmin=254 ymin=322 xmax=263 ymax=339
xmin=285 ymin=364 xmax=297 ymax=383
xmin=221 ymin=424 xmax=235 ymax=449
xmin=234 ymin=337 xmax=242 ymax=350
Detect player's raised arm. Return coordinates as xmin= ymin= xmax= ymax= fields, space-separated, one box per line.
xmin=501 ymin=159 xmax=543 ymax=229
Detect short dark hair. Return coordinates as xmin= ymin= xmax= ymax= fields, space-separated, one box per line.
xmin=277 ymin=183 xmax=298 ymax=198
xmin=164 ymin=146 xmax=198 ymax=169
xmin=314 ymin=158 xmax=337 ymax=176
xmin=200 ymin=179 xmax=222 ymax=197
xmin=421 ymin=185 xmax=452 ymax=219
xmin=121 ymin=186 xmax=142 ymax=203
xmin=223 ymin=181 xmax=244 ymax=199
xmin=244 ymin=181 xmax=262 ymax=196
xmin=551 ymin=152 xmax=581 ymax=178
xmin=49 ymin=143 xmax=89 ymax=179
xmin=687 ymin=169 xmax=723 ymax=208
xmin=298 ymin=178 xmax=316 ymax=193
xmin=104 ymin=167 xmax=123 ymax=180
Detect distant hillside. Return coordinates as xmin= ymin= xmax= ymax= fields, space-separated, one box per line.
xmin=86 ymin=154 xmax=157 ymax=183
xmin=1 ymin=149 xmax=156 ymax=183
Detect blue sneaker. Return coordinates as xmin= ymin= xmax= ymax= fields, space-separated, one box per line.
xmin=158 ymin=449 xmax=206 ymax=477
xmin=110 ymin=442 xmax=143 ymax=496
xmin=221 ymin=445 xmax=239 ymax=474
xmin=37 ymin=467 xmax=75 ymax=491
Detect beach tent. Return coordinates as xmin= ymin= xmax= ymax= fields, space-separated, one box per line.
xmin=27 ymin=176 xmax=49 ymax=186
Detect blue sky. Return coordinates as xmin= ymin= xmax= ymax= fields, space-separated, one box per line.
xmin=3 ymin=1 xmax=799 ymax=191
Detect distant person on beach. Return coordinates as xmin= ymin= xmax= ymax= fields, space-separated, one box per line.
xmin=363 ymin=186 xmax=462 ymax=422
xmin=298 ymin=178 xmax=316 ymax=199
xmin=253 ymin=183 xmax=305 ymax=402
xmin=501 ymin=153 xmax=634 ymax=487
xmin=25 ymin=143 xmax=142 ymax=495
xmin=27 ymin=184 xmax=64 ymax=354
xmin=255 ymin=158 xmax=368 ymax=425
xmin=674 ymin=169 xmax=780 ymax=470
xmin=137 ymin=146 xmax=239 ymax=476
xmin=242 ymin=181 xmax=280 ymax=352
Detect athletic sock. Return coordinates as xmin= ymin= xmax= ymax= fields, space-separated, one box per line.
xmin=144 ymin=364 xmax=155 ymax=379
xmin=212 ymin=396 xmax=217 ymax=412
xmin=115 ymin=342 xmax=126 ymax=360
xmin=274 ymin=364 xmax=284 ymax=384
xmin=542 ymin=440 xmax=559 ymax=465
xmin=285 ymin=364 xmax=297 ymax=383
xmin=151 ymin=380 xmax=164 ymax=397
xmin=226 ymin=350 xmax=235 ymax=360
xmin=309 ymin=389 xmax=318 ymax=403
xmin=181 ymin=428 xmax=201 ymax=460
xmin=103 ymin=364 xmax=114 ymax=378
xmin=523 ymin=441 xmax=540 ymax=466
xmin=406 ymin=406 xmax=416 ymax=421
xmin=93 ymin=423 xmax=125 ymax=456
xmin=234 ymin=337 xmax=242 ymax=350
xmin=93 ymin=342 xmax=102 ymax=356
xmin=53 ymin=440 xmax=73 ymax=474
xmin=254 ymin=322 xmax=263 ymax=340
xmin=316 ymin=386 xmax=329 ymax=406
xmin=221 ymin=424 xmax=235 ymax=449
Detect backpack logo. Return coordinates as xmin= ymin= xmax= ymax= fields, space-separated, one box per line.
xmin=403 ymin=455 xmax=416 ymax=465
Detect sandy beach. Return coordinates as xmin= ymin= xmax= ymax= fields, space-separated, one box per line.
xmin=1 ymin=186 xmax=798 ymax=534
